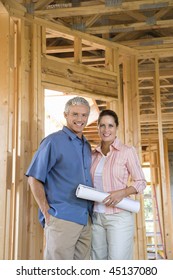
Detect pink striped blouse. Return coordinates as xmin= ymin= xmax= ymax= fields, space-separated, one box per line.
xmin=90 ymin=137 xmax=146 ymax=214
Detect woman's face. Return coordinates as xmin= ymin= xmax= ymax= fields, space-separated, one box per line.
xmin=98 ymin=115 xmax=117 ymax=144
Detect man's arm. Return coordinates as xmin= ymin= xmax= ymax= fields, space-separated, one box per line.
xmin=28 ymin=176 xmax=50 ymax=224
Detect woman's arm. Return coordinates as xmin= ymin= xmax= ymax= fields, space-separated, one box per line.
xmin=103 ymin=186 xmax=137 ymax=207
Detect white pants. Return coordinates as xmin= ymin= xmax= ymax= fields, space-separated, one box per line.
xmin=91 ymin=211 xmax=134 ymax=260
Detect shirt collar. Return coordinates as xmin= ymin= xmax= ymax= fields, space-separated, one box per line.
xmin=62 ymin=126 xmax=88 ymax=143
xmin=111 ymin=137 xmax=122 ymax=150
xmin=93 ymin=137 xmax=122 ymax=154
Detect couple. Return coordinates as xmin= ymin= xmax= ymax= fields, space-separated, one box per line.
xmin=26 ymin=96 xmax=146 ymax=260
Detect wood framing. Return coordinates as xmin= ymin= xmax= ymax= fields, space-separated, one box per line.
xmin=0 ymin=0 xmax=173 ymax=260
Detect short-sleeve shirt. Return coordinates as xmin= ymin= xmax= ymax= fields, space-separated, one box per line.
xmin=26 ymin=126 xmax=93 ymax=227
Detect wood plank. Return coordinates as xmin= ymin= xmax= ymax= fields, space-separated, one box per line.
xmin=34 ymin=1 xmax=173 ymax=17
xmin=154 ymin=56 xmax=173 ymax=259
xmin=46 ymin=45 xmax=100 ymax=54
xmin=41 ymin=55 xmax=118 ymax=98
xmin=42 ymin=82 xmax=116 ymax=102
xmin=28 ymin=22 xmax=44 ymax=260
xmin=0 ymin=10 xmax=10 ymax=260
xmin=34 ymin=17 xmax=137 ymax=55
xmin=86 ymin=19 xmax=173 ymax=35
xmin=74 ymin=36 xmax=82 ymax=64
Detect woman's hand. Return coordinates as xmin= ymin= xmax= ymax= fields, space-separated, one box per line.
xmin=103 ymin=186 xmax=137 ymax=207
xmin=103 ymin=189 xmax=126 ymax=207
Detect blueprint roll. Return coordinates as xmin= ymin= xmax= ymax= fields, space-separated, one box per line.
xmin=76 ymin=184 xmax=140 ymax=213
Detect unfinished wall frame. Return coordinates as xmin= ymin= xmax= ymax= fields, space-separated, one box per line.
xmin=138 ymin=54 xmax=173 ymax=259
xmin=0 ymin=1 xmax=173 ymax=260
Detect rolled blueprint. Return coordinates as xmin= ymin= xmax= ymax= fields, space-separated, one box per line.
xmin=76 ymin=184 xmax=140 ymax=213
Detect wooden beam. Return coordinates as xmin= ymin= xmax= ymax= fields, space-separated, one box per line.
xmin=74 ymin=36 xmax=82 ymax=63
xmin=41 ymin=55 xmax=118 ymax=98
xmin=34 ymin=17 xmax=137 ymax=55
xmin=0 ymin=8 xmax=10 ymax=260
xmin=2 ymin=0 xmax=26 ymax=12
xmin=42 ymin=82 xmax=116 ymax=101
xmin=34 ymin=0 xmax=52 ymax=10
xmin=86 ymin=19 xmax=173 ymax=35
xmin=154 ymin=56 xmax=173 ymax=259
xmin=46 ymin=45 xmax=100 ymax=54
xmin=34 ymin=1 xmax=173 ymax=17
xmin=121 ymin=36 xmax=173 ymax=48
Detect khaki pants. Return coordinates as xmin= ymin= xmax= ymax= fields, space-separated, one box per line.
xmin=44 ymin=215 xmax=91 ymax=260
xmin=91 ymin=211 xmax=134 ymax=260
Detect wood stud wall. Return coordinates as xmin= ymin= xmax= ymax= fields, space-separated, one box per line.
xmin=0 ymin=7 xmax=10 ymax=260
xmin=139 ymin=55 xmax=173 ymax=259
xmin=0 ymin=2 xmax=173 ymax=260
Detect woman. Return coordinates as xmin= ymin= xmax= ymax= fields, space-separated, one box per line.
xmin=90 ymin=109 xmax=146 ymax=260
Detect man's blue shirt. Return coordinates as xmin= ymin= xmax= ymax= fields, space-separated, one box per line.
xmin=26 ymin=126 xmax=93 ymax=227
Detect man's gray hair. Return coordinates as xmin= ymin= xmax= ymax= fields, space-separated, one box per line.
xmin=64 ymin=96 xmax=90 ymax=113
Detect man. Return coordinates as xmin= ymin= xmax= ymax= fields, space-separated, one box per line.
xmin=26 ymin=96 xmax=93 ymax=260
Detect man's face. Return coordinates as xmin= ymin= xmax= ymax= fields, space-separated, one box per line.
xmin=64 ymin=104 xmax=90 ymax=138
